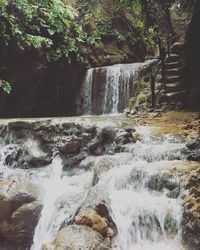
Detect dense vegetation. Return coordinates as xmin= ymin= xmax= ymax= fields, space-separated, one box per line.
xmin=0 ymin=0 xmax=174 ymax=93
xmin=0 ymin=0 xmax=94 ymax=92
xmin=0 ymin=0 xmax=90 ymax=62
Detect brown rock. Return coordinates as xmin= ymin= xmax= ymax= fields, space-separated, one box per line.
xmin=132 ymin=132 xmax=142 ymax=141
xmin=75 ymin=211 xmax=114 ymax=238
xmin=58 ymin=136 xmax=82 ymax=155
xmin=0 ymin=178 xmax=42 ymax=247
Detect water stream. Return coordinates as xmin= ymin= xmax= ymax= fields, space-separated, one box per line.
xmin=0 ymin=118 xmax=187 ymax=250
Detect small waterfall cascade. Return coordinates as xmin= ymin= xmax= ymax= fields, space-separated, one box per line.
xmin=0 ymin=119 xmax=188 ymax=250
xmin=31 ymin=156 xmax=93 ymax=249
xmin=31 ymin=156 xmax=64 ymax=250
xmin=97 ymin=127 xmax=186 ymax=250
xmin=81 ymin=62 xmax=151 ymax=115
xmin=103 ymin=65 xmax=121 ymax=114
xmin=82 ymin=68 xmax=93 ymax=115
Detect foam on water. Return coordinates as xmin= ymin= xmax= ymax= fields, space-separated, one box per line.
xmin=0 ymin=122 xmax=187 ymax=250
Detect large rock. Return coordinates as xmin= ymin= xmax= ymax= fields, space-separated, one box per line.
xmin=57 ymin=136 xmax=82 ymax=155
xmin=75 ymin=211 xmax=114 ymax=239
xmin=0 ymin=178 xmax=42 ymax=247
xmin=54 ymin=225 xmax=110 ymax=250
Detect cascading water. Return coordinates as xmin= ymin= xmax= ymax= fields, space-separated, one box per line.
xmin=82 ymin=68 xmax=93 ymax=115
xmin=81 ymin=61 xmax=156 ymax=115
xmin=31 ymin=156 xmax=93 ymax=249
xmin=0 ymin=118 xmax=188 ymax=250
xmin=96 ymin=126 xmax=186 ymax=250
xmin=103 ymin=65 xmax=121 ymax=114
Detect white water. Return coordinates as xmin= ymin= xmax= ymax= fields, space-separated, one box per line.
xmin=82 ymin=68 xmax=93 ymax=115
xmin=103 ymin=65 xmax=121 ymax=114
xmin=31 ymin=156 xmax=93 ymax=250
xmin=82 ymin=61 xmax=156 ymax=114
xmin=0 ymin=120 xmax=187 ymax=250
xmin=96 ymin=126 xmax=185 ymax=250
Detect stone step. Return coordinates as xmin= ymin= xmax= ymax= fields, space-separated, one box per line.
xmin=171 ymin=42 xmax=184 ymax=54
xmin=165 ymin=62 xmax=182 ymax=70
xmin=165 ymin=75 xmax=182 ymax=84
xmin=165 ymin=82 xmax=182 ymax=92
xmin=166 ymin=54 xmax=180 ymax=63
xmin=165 ymin=68 xmax=182 ymax=77
xmin=161 ymin=90 xmax=186 ymax=102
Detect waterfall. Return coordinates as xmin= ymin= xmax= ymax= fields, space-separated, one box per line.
xmin=103 ymin=65 xmax=121 ymax=114
xmin=82 ymin=68 xmax=93 ymax=115
xmin=81 ymin=62 xmax=152 ymax=115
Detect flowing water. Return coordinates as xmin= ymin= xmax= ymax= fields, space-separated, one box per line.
xmin=81 ymin=60 xmax=157 ymax=114
xmin=0 ymin=117 xmax=187 ymax=250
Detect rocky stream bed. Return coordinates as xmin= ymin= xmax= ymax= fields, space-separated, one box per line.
xmin=0 ymin=115 xmax=199 ymax=250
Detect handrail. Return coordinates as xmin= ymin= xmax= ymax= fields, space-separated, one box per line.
xmin=150 ymin=37 xmax=167 ymax=107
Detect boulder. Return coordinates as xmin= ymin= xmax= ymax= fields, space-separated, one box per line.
xmin=54 ymin=225 xmax=110 ymax=250
xmin=0 ymin=178 xmax=42 ymax=247
xmin=75 ymin=211 xmax=114 ymax=239
xmin=132 ymin=132 xmax=142 ymax=141
xmin=58 ymin=136 xmax=82 ymax=155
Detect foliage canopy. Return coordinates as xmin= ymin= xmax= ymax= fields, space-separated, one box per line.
xmin=0 ymin=0 xmax=89 ymax=63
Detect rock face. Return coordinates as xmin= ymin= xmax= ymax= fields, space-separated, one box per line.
xmin=184 ymin=2 xmax=200 ymax=111
xmin=0 ymin=47 xmax=86 ymax=118
xmin=182 ymin=168 xmax=200 ymax=249
xmin=0 ymin=178 xmax=42 ymax=249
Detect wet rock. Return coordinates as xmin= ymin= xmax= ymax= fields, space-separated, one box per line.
xmin=182 ymin=168 xmax=200 ymax=249
xmin=164 ymin=212 xmax=178 ymax=237
xmin=1 ymin=144 xmax=22 ymax=168
xmin=57 ymin=136 xmax=82 ymax=155
xmin=54 ymin=225 xmax=110 ymax=250
xmin=18 ymin=154 xmax=52 ymax=169
xmin=183 ymin=136 xmax=200 ymax=162
xmin=0 ymin=178 xmax=42 ymax=247
xmin=92 ymin=158 xmax=113 ymax=185
xmin=0 ymin=201 xmax=42 ymax=244
xmin=63 ymin=151 xmax=88 ymax=169
xmin=186 ymin=136 xmax=200 ymax=150
xmin=147 ymin=173 xmax=179 ymax=195
xmin=115 ymin=130 xmax=131 ymax=145
xmin=75 ymin=211 xmax=114 ymax=239
xmin=187 ymin=149 xmax=200 ymax=161
xmin=77 ymin=184 xmax=117 ymax=239
xmin=132 ymin=132 xmax=142 ymax=141
xmin=2 ymin=120 xmax=136 ymax=170
xmin=87 ymin=136 xmax=103 ymax=156
xmin=0 ymin=241 xmax=24 ymax=250
xmin=8 ymin=121 xmax=32 ymax=130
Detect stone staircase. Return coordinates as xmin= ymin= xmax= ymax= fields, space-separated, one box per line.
xmin=160 ymin=42 xmax=185 ymax=107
